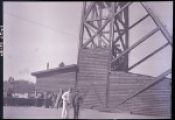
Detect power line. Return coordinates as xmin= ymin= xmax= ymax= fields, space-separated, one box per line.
xmin=4 ymin=11 xmax=78 ymax=39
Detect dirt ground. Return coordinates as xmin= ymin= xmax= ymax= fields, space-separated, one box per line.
xmin=3 ymin=106 xmax=168 ymax=119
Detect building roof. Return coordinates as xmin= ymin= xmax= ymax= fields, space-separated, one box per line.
xmin=31 ymin=64 xmax=78 ymax=77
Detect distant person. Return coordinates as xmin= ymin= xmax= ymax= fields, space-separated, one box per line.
xmin=54 ymin=88 xmax=63 ymax=109
xmin=45 ymin=92 xmax=51 ymax=108
xmin=6 ymin=88 xmax=13 ymax=106
xmin=7 ymin=88 xmax=13 ymax=98
xmin=48 ymin=92 xmax=53 ymax=108
xmin=52 ymin=92 xmax=57 ymax=107
xmin=61 ymin=88 xmax=72 ymax=119
xmin=72 ymin=90 xmax=83 ymax=119
xmin=43 ymin=91 xmax=47 ymax=107
xmin=37 ymin=92 xmax=44 ymax=106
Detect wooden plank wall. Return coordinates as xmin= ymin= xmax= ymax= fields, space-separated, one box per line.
xmin=36 ymin=72 xmax=76 ymax=92
xmin=130 ymin=77 xmax=171 ymax=117
xmin=109 ymin=71 xmax=171 ymax=117
xmin=77 ymin=48 xmax=170 ymax=117
xmin=77 ymin=48 xmax=110 ymax=109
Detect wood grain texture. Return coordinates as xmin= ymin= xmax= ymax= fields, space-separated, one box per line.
xmin=36 ymin=71 xmax=76 ymax=92
xmin=77 ymin=48 xmax=110 ymax=107
xmin=77 ymin=48 xmax=171 ymax=117
xmin=108 ymin=72 xmax=171 ymax=117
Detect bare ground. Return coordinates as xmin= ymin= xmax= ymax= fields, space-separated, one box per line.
xmin=3 ymin=106 xmax=168 ymax=119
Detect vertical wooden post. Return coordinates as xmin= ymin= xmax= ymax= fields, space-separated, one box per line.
xmin=76 ymin=2 xmax=86 ymax=91
xmin=75 ymin=67 xmax=78 ymax=89
xmin=124 ymin=6 xmax=129 ymax=71
xmin=98 ymin=5 xmax=102 ymax=48
xmin=78 ymin=2 xmax=86 ymax=50
xmin=105 ymin=2 xmax=115 ymax=108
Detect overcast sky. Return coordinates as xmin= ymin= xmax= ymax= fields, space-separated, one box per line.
xmin=3 ymin=2 xmax=173 ymax=83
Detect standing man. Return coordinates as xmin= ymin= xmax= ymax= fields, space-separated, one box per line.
xmin=72 ymin=90 xmax=83 ymax=119
xmin=61 ymin=88 xmax=72 ymax=119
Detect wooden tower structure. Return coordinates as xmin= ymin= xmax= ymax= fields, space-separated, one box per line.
xmin=76 ymin=2 xmax=172 ymax=117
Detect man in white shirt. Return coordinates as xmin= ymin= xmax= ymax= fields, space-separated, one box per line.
xmin=61 ymin=88 xmax=72 ymax=119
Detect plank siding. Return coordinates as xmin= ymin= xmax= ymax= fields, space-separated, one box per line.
xmin=77 ymin=48 xmax=110 ymax=108
xmin=31 ymin=43 xmax=171 ymax=118
xmin=36 ymin=71 xmax=76 ymax=92
xmin=77 ymin=48 xmax=171 ymax=117
xmin=108 ymin=71 xmax=171 ymax=117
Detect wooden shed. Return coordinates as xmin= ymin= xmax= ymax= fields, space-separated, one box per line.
xmin=31 ymin=64 xmax=78 ymax=92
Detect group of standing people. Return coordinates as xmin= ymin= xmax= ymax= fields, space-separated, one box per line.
xmin=61 ymin=88 xmax=83 ymax=119
xmin=36 ymin=88 xmax=83 ymax=119
xmin=36 ymin=91 xmax=59 ymax=108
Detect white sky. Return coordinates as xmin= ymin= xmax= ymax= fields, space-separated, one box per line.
xmin=3 ymin=2 xmax=173 ymax=83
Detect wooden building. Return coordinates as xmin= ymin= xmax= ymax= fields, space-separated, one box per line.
xmin=31 ymin=49 xmax=171 ymax=117
xmin=31 ymin=64 xmax=78 ymax=92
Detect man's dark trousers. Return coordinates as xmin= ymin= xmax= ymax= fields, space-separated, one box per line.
xmin=73 ymin=104 xmax=79 ymax=119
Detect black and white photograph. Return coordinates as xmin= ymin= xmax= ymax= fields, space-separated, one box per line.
xmin=2 ymin=1 xmax=173 ymax=119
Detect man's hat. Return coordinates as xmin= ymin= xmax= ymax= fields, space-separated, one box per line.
xmin=74 ymin=89 xmax=79 ymax=92
xmin=68 ymin=88 xmax=73 ymax=92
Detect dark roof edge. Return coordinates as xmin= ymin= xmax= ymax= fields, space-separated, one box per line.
xmin=31 ymin=64 xmax=77 ymax=76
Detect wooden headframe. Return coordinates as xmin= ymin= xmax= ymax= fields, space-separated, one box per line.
xmin=78 ymin=2 xmax=130 ymax=71
xmin=78 ymin=2 xmax=172 ymax=73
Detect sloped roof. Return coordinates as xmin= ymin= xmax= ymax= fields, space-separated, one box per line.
xmin=31 ymin=64 xmax=78 ymax=77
